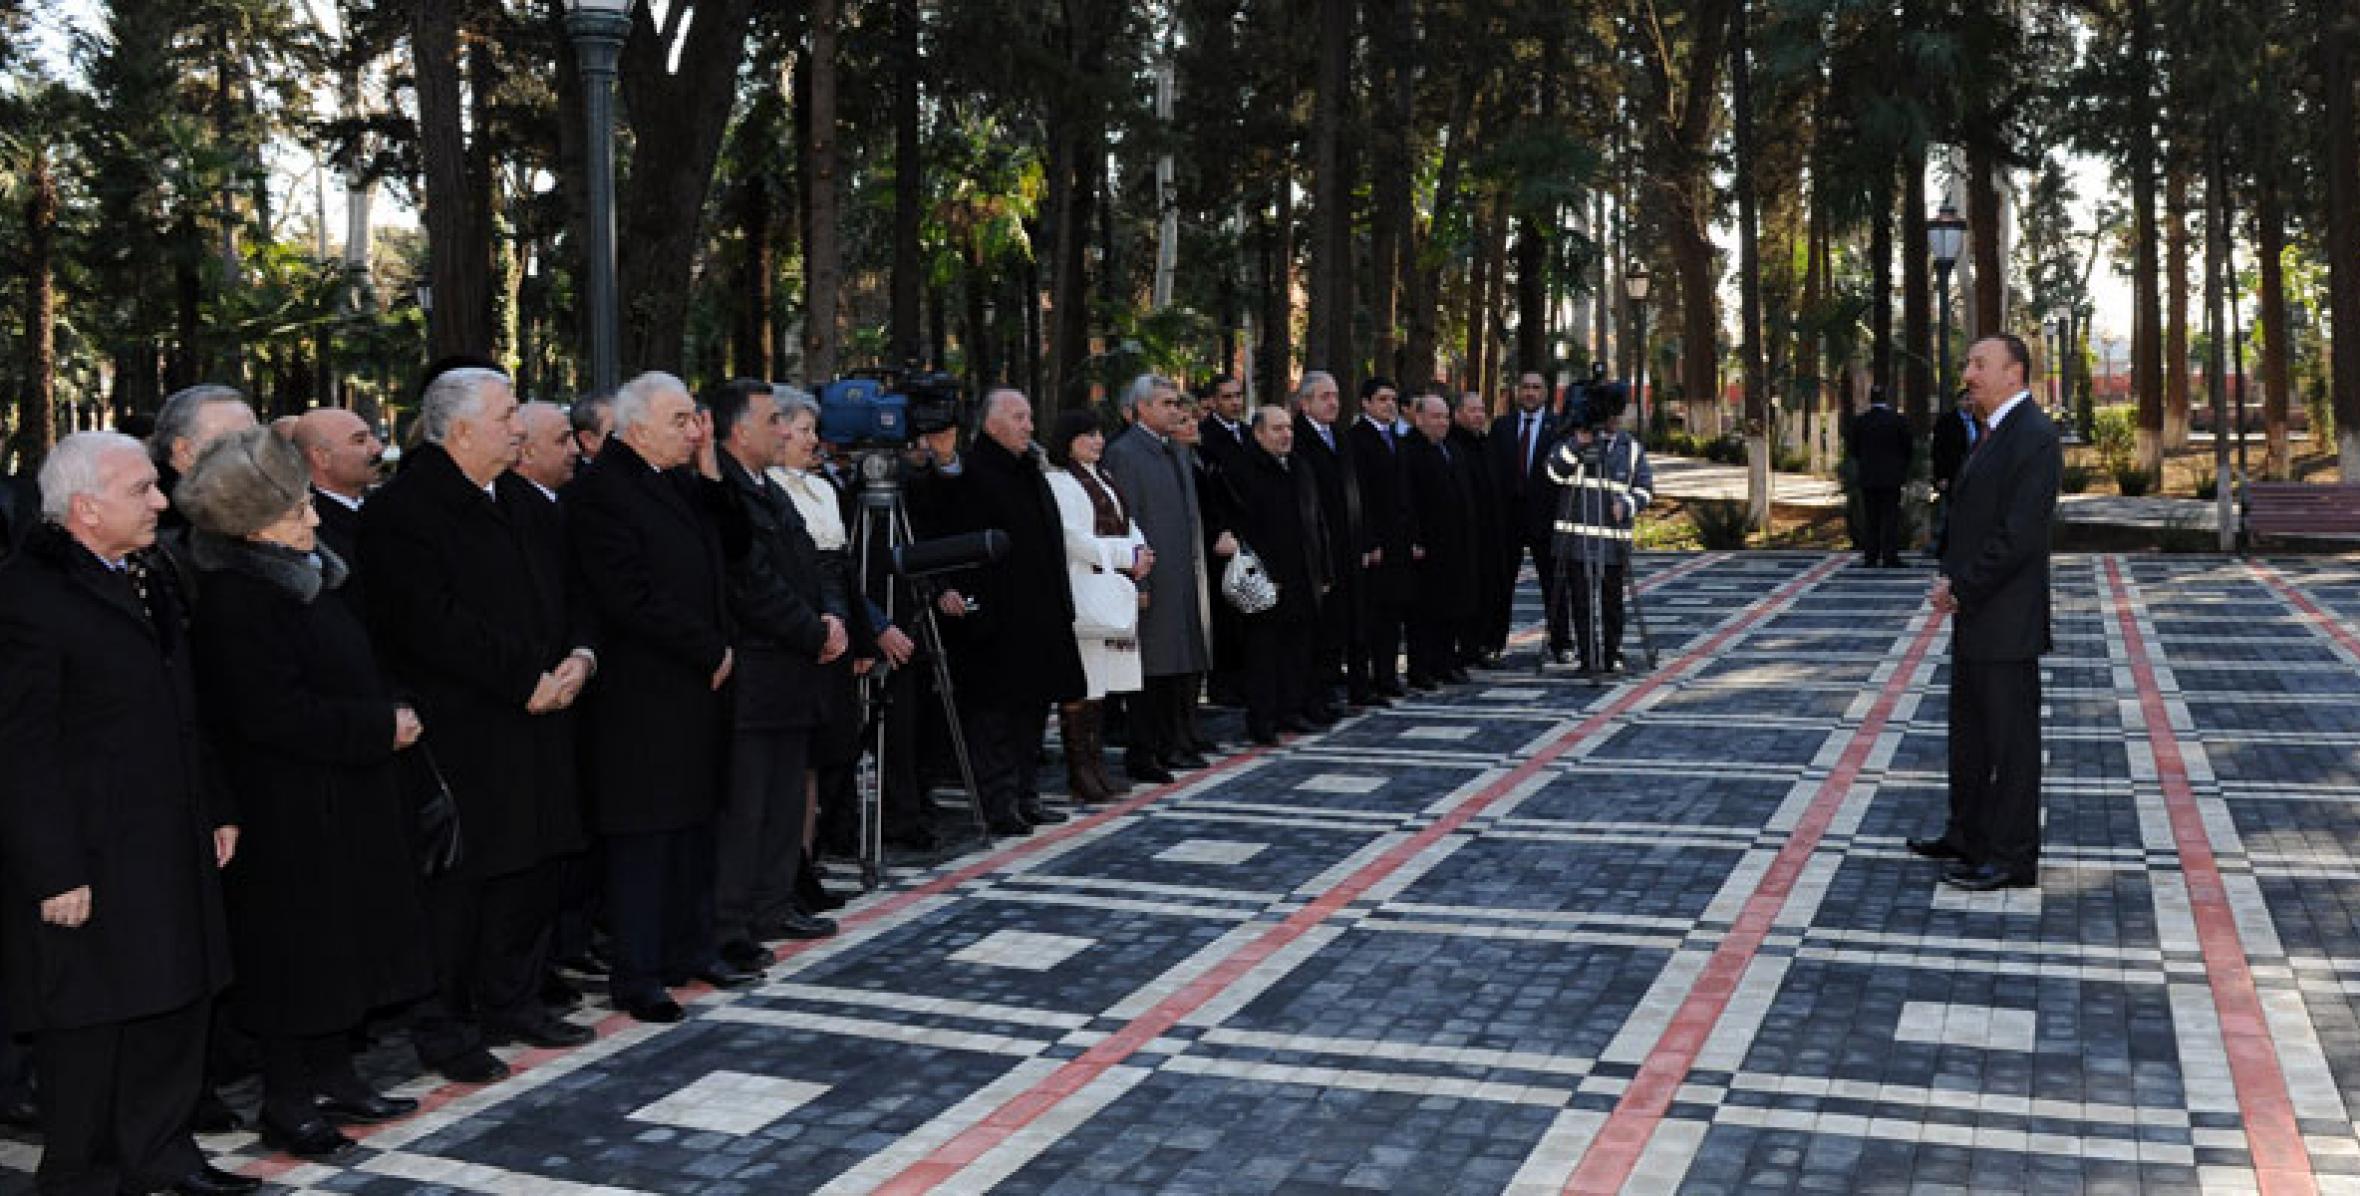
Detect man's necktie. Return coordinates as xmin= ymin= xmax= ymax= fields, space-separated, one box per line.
xmin=1518 ymin=416 xmax=1535 ymax=480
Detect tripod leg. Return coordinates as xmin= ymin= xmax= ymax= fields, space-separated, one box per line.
xmin=913 ymin=600 xmax=992 ymax=844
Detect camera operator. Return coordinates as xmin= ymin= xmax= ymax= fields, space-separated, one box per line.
xmin=1545 ymin=384 xmax=1653 ymax=674
xmin=933 ymin=390 xmax=1086 ymax=835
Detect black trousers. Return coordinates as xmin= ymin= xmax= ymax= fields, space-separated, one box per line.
xmin=1355 ymin=597 xmax=1405 ymax=692
xmin=961 ymin=700 xmax=1047 ymax=822
xmin=603 ymin=826 xmax=718 ymax=1008
xmin=1127 ymin=674 xmax=1195 ymax=764
xmin=1568 ymin=561 xmax=1628 ymax=668
xmin=547 ymin=846 xmax=601 ymax=966
xmin=1317 ymin=571 xmax=1363 ymax=700
xmin=719 ymin=724 xmax=814 ymax=947
xmin=1243 ymin=615 xmax=1316 ymax=733
xmin=1519 ymin=533 xmax=1571 ymax=651
xmin=1945 ymin=656 xmax=2044 ymax=876
xmin=35 ymin=998 xmax=208 ymax=1196
xmin=1861 ymin=486 xmax=1903 ymax=564
xmin=415 ymin=861 xmax=557 ymax=1063
xmin=259 ymin=1031 xmax=367 ymax=1126
xmin=1406 ymin=615 xmax=1458 ymax=682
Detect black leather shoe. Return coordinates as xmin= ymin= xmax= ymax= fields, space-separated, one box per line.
xmin=485 ymin=1008 xmax=594 ymax=1049
xmin=986 ymin=815 xmax=1034 ymax=837
xmin=720 ymin=939 xmax=774 ymax=972
xmin=672 ymin=961 xmax=763 ymax=990
xmin=620 ymin=997 xmax=685 ymax=1024
xmin=428 ymin=1047 xmax=511 ymax=1085
xmin=1301 ymin=707 xmax=1339 ymax=728
xmin=173 ymin=1164 xmax=264 ymax=1195
xmin=316 ymin=1092 xmax=418 ymax=1125
xmin=1941 ymin=862 xmax=2036 ymax=891
xmin=1247 ymin=723 xmax=1280 ymax=747
xmin=191 ymin=1088 xmax=242 ymax=1135
xmin=764 ymin=911 xmax=837 ymax=940
xmin=1552 ymin=648 xmax=1578 ymax=665
xmin=1188 ymin=736 xmax=1224 ymax=756
xmin=1905 ymin=836 xmax=1967 ymax=861
xmin=1405 ymin=674 xmax=1440 ymax=692
xmin=259 ymin=1113 xmax=355 ymax=1160
xmin=1167 ymin=750 xmax=1210 ymax=770
xmin=1445 ymin=667 xmax=1472 ymax=684
xmin=1376 ymin=681 xmax=1409 ymax=699
xmin=1348 ymin=690 xmax=1391 ymax=709
xmin=1275 ymin=716 xmax=1315 ymax=734
xmin=1019 ymin=802 xmax=1070 ymax=826
xmin=1125 ymin=757 xmax=1176 ymax=784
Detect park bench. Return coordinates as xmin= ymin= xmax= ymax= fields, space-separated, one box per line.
xmin=2244 ymin=482 xmax=2360 ymax=547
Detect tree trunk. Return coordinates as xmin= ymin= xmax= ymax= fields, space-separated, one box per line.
xmin=890 ymin=0 xmax=922 ymax=367
xmin=800 ymin=0 xmax=841 ymax=384
xmin=1306 ymin=0 xmax=1355 ymax=382
xmin=737 ymin=148 xmax=775 ymax=381
xmin=1260 ymin=174 xmax=1295 ymax=402
xmin=2256 ymin=180 xmax=2292 ymax=479
xmin=2326 ymin=5 xmax=2360 ymax=473
xmin=412 ymin=0 xmax=493 ymax=359
xmin=1731 ymin=0 xmax=1767 ymax=527
xmin=616 ymin=0 xmax=759 ymax=375
xmin=1870 ymin=185 xmax=1893 ymax=395
xmin=1965 ymin=136 xmax=2004 ymax=338
xmin=2164 ymin=162 xmax=2191 ymax=449
xmin=963 ymin=244 xmax=993 ymax=396
xmin=15 ymin=142 xmax=58 ymax=470
xmin=2129 ymin=0 xmax=2165 ymax=476
xmin=1902 ymin=148 xmax=1932 ymax=435
xmin=1465 ymin=194 xmax=1493 ymax=400
xmin=1404 ymin=78 xmax=1476 ymax=388
xmin=1802 ymin=185 xmax=1827 ymax=470
xmin=1365 ymin=0 xmax=1411 ymax=380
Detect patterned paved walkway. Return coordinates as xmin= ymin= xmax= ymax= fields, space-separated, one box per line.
xmin=4 ymin=552 xmax=2357 ymax=1195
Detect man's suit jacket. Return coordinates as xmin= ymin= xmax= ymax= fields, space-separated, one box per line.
xmin=312 ymin=488 xmax=365 ymax=614
xmin=1930 ymin=408 xmax=1972 ymax=492
xmin=1293 ymin=417 xmax=1364 ymax=589
xmin=1346 ymin=416 xmax=1417 ymax=605
xmin=1850 ymin=404 xmax=1913 ymax=490
xmin=1489 ymin=407 xmax=1562 ymax=543
xmin=1940 ymin=400 xmax=2062 ymax=663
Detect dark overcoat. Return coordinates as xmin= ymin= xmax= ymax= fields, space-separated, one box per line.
xmin=719 ymin=451 xmax=835 ymax=732
xmin=1450 ymin=424 xmax=1507 ymax=607
xmin=359 ymin=443 xmax=591 ymax=874
xmin=0 ymin=524 xmax=234 ymax=1032
xmin=1403 ymin=433 xmax=1478 ymax=622
xmin=1850 ymin=404 xmax=1914 ymax=490
xmin=1293 ymin=418 xmax=1364 ymax=598
xmin=938 ymin=435 xmax=1087 ymax=709
xmin=567 ymin=438 xmax=734 ymax=834
xmin=311 ymin=487 xmax=365 ymax=618
xmin=1226 ymin=445 xmax=1331 ymax=624
xmin=1941 ymin=401 xmax=2062 ymax=663
xmin=1346 ymin=416 xmax=1418 ymax=605
xmin=1103 ymin=430 xmax=1211 ymax=678
xmin=188 ymin=533 xmax=432 ymax=1036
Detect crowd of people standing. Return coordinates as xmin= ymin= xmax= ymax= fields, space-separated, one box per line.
xmin=0 ymin=358 xmax=1643 ymax=1193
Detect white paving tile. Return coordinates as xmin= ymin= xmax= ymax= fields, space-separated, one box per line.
xmin=1400 ymin=724 xmax=1479 ymax=741
xmin=627 ymin=1070 xmax=829 ymax=1136
xmin=1930 ymin=884 xmax=2044 ymax=915
xmin=1294 ymin=772 xmax=1392 ymax=794
xmin=947 ymin=929 xmax=1097 ymax=971
xmin=1893 ymin=1000 xmax=2038 ymax=1053
xmin=1154 ymin=838 xmax=1271 ymax=866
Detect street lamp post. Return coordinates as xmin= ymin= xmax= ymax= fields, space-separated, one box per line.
xmin=564 ymin=0 xmax=632 ymax=395
xmin=1928 ymin=202 xmax=1967 ymax=405
xmin=1624 ymin=261 xmax=1651 ymax=435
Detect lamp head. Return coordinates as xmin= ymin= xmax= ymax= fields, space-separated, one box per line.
xmin=1928 ymin=202 xmax=1967 ymax=269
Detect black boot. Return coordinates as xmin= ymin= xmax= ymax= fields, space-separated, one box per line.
xmin=794 ymin=850 xmax=845 ymax=913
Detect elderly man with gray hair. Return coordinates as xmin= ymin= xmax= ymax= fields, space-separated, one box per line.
xmin=1102 ymin=374 xmax=1235 ymax=783
xmin=0 ymin=431 xmax=252 ymax=1196
xmin=360 ymin=364 xmax=601 ymax=1081
xmin=568 ymin=371 xmax=760 ymax=1021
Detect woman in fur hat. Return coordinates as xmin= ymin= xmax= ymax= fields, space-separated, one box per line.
xmin=177 ymin=428 xmax=434 ymax=1158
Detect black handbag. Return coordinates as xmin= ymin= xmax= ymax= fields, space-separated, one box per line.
xmin=401 ymin=746 xmax=466 ymax=878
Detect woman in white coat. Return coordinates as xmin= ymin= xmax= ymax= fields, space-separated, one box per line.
xmin=1044 ymin=408 xmax=1154 ymax=805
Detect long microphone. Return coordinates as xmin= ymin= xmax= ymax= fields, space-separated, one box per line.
xmin=891 ymin=530 xmax=1009 ymax=579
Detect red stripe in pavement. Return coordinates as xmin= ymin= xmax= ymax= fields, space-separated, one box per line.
xmin=2106 ymin=556 xmax=2316 ymax=1195
xmin=2247 ymin=560 xmax=2360 ymax=664
xmin=873 ymin=553 xmax=1850 ymax=1194
xmin=1562 ymin=575 xmax=1949 ymax=1193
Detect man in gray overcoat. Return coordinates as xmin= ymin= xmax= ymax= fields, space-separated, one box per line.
xmin=1104 ymin=375 xmax=1231 ymax=783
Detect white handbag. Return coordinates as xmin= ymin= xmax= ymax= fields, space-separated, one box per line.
xmin=1221 ymin=544 xmax=1280 ymax=615
xmin=1073 ymin=564 xmax=1138 ymax=638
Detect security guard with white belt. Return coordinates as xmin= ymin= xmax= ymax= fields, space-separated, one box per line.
xmin=1544 ymin=383 xmax=1652 ymax=673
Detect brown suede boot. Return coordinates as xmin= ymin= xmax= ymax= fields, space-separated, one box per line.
xmin=1061 ymin=702 xmax=1112 ymax=805
xmin=1079 ymin=700 xmax=1128 ymax=799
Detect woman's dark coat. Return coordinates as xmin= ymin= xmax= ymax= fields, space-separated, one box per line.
xmin=357 ymin=443 xmax=591 ymax=875
xmin=566 ymin=438 xmax=734 ymax=835
xmin=1402 ymin=432 xmax=1479 ymax=622
xmin=0 ymin=524 xmax=234 ymax=1032
xmin=938 ymin=435 xmax=1087 ymax=708
xmin=188 ymin=533 xmax=432 ymax=1036
xmin=1225 ymin=443 xmax=1332 ymax=624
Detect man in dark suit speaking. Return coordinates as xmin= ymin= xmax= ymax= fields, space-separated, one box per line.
xmin=1909 ymin=334 xmax=2062 ymax=892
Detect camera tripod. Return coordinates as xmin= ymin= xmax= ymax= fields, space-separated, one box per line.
xmin=846 ymin=451 xmax=989 ymax=889
xmin=1540 ymin=432 xmax=1659 ymax=686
